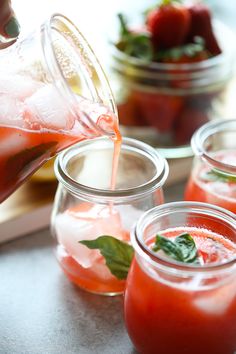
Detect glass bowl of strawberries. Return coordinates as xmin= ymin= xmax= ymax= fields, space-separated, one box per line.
xmin=111 ymin=0 xmax=235 ymax=158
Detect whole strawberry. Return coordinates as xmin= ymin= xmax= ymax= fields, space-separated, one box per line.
xmin=147 ymin=0 xmax=191 ymax=50
xmin=187 ymin=2 xmax=221 ymax=55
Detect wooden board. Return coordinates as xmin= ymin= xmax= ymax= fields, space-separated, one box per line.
xmin=0 ymin=180 xmax=57 ymax=243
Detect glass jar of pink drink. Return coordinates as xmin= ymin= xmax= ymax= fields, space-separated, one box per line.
xmin=125 ymin=201 xmax=236 ymax=354
xmin=51 ymin=137 xmax=168 ymax=295
xmin=185 ymin=119 xmax=236 ymax=213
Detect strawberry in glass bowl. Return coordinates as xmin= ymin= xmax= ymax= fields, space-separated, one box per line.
xmin=111 ymin=0 xmax=235 ymax=158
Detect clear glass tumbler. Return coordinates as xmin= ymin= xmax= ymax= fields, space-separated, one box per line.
xmin=51 ymin=137 xmax=169 ymax=295
xmin=125 ymin=201 xmax=236 ymax=354
xmin=185 ymin=119 xmax=236 ymax=213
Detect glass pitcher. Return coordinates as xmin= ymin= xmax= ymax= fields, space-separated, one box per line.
xmin=0 ymin=13 xmax=119 ymax=203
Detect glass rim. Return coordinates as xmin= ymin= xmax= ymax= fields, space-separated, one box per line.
xmin=112 ymin=20 xmax=233 ymax=73
xmin=54 ymin=137 xmax=169 ymax=202
xmin=112 ymin=43 xmax=225 ymax=73
xmin=43 ymin=13 xmax=116 ymax=138
xmin=191 ymin=119 xmax=236 ymax=175
xmin=132 ymin=201 xmax=236 ymax=276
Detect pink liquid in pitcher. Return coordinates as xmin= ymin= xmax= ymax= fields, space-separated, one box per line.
xmin=0 ymin=75 xmax=120 ymax=203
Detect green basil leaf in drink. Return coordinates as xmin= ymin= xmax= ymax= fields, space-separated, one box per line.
xmin=200 ymin=169 xmax=236 ymax=183
xmin=174 ymin=233 xmax=200 ymax=264
xmin=6 ymin=142 xmax=58 ymax=182
xmin=152 ymin=233 xmax=200 ymax=264
xmin=152 ymin=234 xmax=181 ymax=259
xmin=80 ymin=236 xmax=134 ymax=280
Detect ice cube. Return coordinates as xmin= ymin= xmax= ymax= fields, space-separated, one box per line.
xmin=25 ymin=84 xmax=74 ymax=130
xmin=54 ymin=204 xmax=127 ymax=268
xmin=83 ymin=204 xmax=127 ymax=241
xmin=0 ymin=130 xmax=28 ymax=157
xmin=0 ymin=74 xmax=41 ymax=100
xmin=0 ymin=95 xmax=25 ymax=128
xmin=206 ymin=181 xmax=235 ymax=200
xmin=54 ymin=212 xmax=100 ymax=268
xmin=90 ymin=258 xmax=116 ymax=280
xmin=194 ymin=279 xmax=236 ymax=315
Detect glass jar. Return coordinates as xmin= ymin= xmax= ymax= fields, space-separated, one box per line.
xmin=185 ymin=119 xmax=236 ymax=213
xmin=125 ymin=201 xmax=236 ymax=354
xmin=0 ymin=13 xmax=119 ymax=202
xmin=111 ymin=21 xmax=235 ymax=159
xmin=51 ymin=137 xmax=168 ymax=295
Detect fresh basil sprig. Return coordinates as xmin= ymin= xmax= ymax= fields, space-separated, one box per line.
xmin=201 ymin=169 xmax=236 ymax=183
xmin=152 ymin=233 xmax=200 ymax=264
xmin=80 ymin=232 xmax=199 ymax=280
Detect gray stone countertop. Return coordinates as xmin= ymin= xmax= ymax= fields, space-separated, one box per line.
xmin=0 ymin=183 xmax=184 ymax=354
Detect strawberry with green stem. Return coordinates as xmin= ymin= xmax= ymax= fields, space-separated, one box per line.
xmin=147 ymin=0 xmax=191 ymax=50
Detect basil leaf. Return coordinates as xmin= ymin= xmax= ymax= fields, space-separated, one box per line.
xmin=152 ymin=235 xmax=182 ymax=260
xmin=174 ymin=233 xmax=200 ymax=264
xmin=201 ymin=169 xmax=236 ymax=183
xmin=80 ymin=236 xmax=134 ymax=280
xmin=152 ymin=233 xmax=200 ymax=264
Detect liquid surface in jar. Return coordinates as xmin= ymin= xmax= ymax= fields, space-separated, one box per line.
xmin=151 ymin=226 xmax=236 ymax=265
